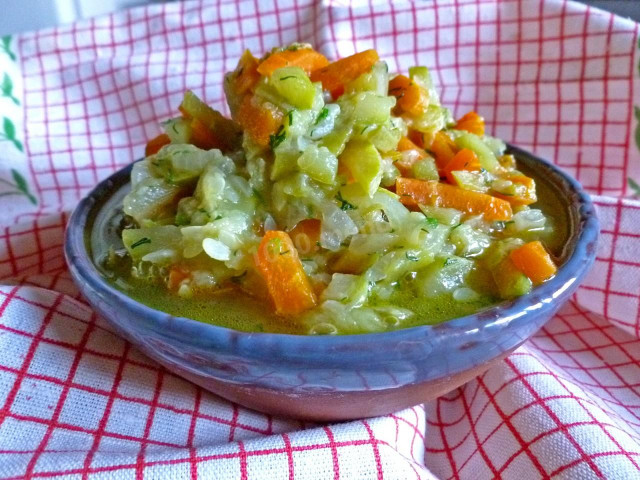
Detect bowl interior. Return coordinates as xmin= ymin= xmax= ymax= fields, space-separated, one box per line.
xmin=65 ymin=145 xmax=598 ymax=382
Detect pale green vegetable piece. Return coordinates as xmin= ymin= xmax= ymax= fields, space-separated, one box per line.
xmin=321 ymin=273 xmax=370 ymax=307
xmin=412 ymin=157 xmax=439 ymax=180
xmin=449 ymin=224 xmax=492 ymax=257
xmin=348 ymin=61 xmax=389 ymax=96
xmin=417 ymin=256 xmax=474 ymax=297
xmin=122 ymin=225 xmax=182 ymax=262
xmin=409 ymin=66 xmax=441 ymax=106
xmin=162 ymin=117 xmax=191 ymax=144
xmin=340 ymin=139 xmax=382 ymax=197
xmin=454 ymin=132 xmax=501 ymax=173
xmin=493 ymin=258 xmax=532 ymax=299
xmin=367 ymin=123 xmax=403 ymax=153
xmin=451 ymin=170 xmax=490 ymax=192
xmin=351 ymin=92 xmax=395 ymax=124
xmin=418 ymin=205 xmax=462 ymax=227
xmin=270 ymin=66 xmax=316 ymax=109
xmin=297 ymin=145 xmax=338 ymax=184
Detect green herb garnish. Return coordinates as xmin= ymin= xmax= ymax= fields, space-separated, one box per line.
xmin=131 ymin=237 xmax=151 ymax=249
xmin=336 ymin=191 xmax=356 ymax=211
xmin=269 ymin=125 xmax=286 ymax=150
xmin=314 ymin=107 xmax=329 ymax=125
xmin=424 ymin=217 xmax=439 ymax=228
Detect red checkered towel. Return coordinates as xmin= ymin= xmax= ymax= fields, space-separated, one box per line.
xmin=0 ymin=1 xmax=639 ymax=478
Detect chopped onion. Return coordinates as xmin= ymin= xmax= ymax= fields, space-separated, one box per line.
xmin=202 ymin=238 xmax=232 ymax=261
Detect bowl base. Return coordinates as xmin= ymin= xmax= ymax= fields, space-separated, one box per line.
xmin=161 ymin=350 xmax=513 ymax=422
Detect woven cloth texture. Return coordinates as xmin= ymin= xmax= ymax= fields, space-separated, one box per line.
xmin=0 ymin=0 xmax=639 ymax=478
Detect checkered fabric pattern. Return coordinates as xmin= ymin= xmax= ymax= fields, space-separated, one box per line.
xmin=0 ymin=0 xmax=638 ymax=478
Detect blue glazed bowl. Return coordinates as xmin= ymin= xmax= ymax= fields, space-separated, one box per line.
xmin=64 ymin=145 xmax=598 ymax=421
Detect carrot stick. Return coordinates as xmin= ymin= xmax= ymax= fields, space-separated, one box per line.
xmin=310 ymin=49 xmax=379 ymax=99
xmin=145 ymin=133 xmax=171 ymax=156
xmin=396 ymin=177 xmax=513 ymax=221
xmin=456 ymin=111 xmax=485 ymax=136
xmin=509 ymin=241 xmax=557 ymax=284
xmin=255 ymin=230 xmax=317 ymax=316
xmin=257 ymin=48 xmax=329 ymax=77
xmin=288 ymin=219 xmax=321 ymax=255
xmin=396 ymin=136 xmax=428 ymax=176
xmin=388 ymin=74 xmax=428 ymax=116
xmin=443 ymin=148 xmax=481 ymax=184
xmin=235 ymin=95 xmax=283 ymax=148
xmin=428 ymin=131 xmax=458 ymax=169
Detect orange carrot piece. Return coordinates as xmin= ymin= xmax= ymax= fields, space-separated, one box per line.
xmin=397 ymin=136 xmax=424 ymax=153
xmin=288 ymin=219 xmax=321 ymax=255
xmin=443 ymin=148 xmax=481 ymax=184
xmin=167 ymin=266 xmax=190 ymax=290
xmin=388 ymin=74 xmax=428 ymax=116
xmin=257 ymin=48 xmax=329 ymax=77
xmin=310 ymin=49 xmax=379 ymax=99
xmin=235 ymin=95 xmax=283 ymax=148
xmin=428 ymin=131 xmax=458 ymax=169
xmin=234 ymin=50 xmax=261 ymax=95
xmin=396 ymin=177 xmax=513 ymax=221
xmin=255 ymin=230 xmax=317 ymax=316
xmin=145 ymin=133 xmax=171 ymax=156
xmin=509 ymin=241 xmax=557 ymax=285
xmin=189 ymin=117 xmax=223 ymax=150
xmin=456 ymin=111 xmax=485 ymax=136
xmin=396 ymin=136 xmax=428 ymax=176
xmin=493 ymin=174 xmax=537 ymax=206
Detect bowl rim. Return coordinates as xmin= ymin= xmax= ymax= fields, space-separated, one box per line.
xmin=64 ymin=144 xmax=599 ymax=354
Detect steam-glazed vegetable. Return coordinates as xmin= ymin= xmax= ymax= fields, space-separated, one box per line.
xmin=100 ymin=44 xmax=562 ymax=335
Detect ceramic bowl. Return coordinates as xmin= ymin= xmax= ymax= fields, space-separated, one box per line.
xmin=64 ymin=145 xmax=598 ymax=421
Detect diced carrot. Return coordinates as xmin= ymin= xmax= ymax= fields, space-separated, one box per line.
xmin=509 ymin=241 xmax=557 ymax=285
xmin=397 ymin=136 xmax=424 ymax=153
xmin=428 ymin=131 xmax=458 ymax=169
xmin=255 ymin=230 xmax=317 ymax=316
xmin=288 ymin=219 xmax=321 ymax=255
xmin=235 ymin=95 xmax=283 ymax=148
xmin=396 ymin=136 xmax=428 ymax=176
xmin=257 ymin=48 xmax=329 ymax=77
xmin=145 ymin=133 xmax=171 ymax=157
xmin=179 ymin=90 xmax=242 ymax=152
xmin=178 ymin=105 xmax=190 ymax=118
xmin=396 ymin=177 xmax=513 ymax=221
xmin=310 ymin=49 xmax=379 ymax=99
xmin=168 ymin=266 xmax=190 ymax=290
xmin=190 ymin=117 xmax=223 ymax=150
xmin=388 ymin=75 xmax=428 ymax=116
xmin=493 ymin=174 xmax=537 ymax=206
xmin=456 ymin=111 xmax=485 ymax=136
xmin=234 ymin=50 xmax=261 ymax=95
xmin=443 ymin=148 xmax=481 ymax=184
